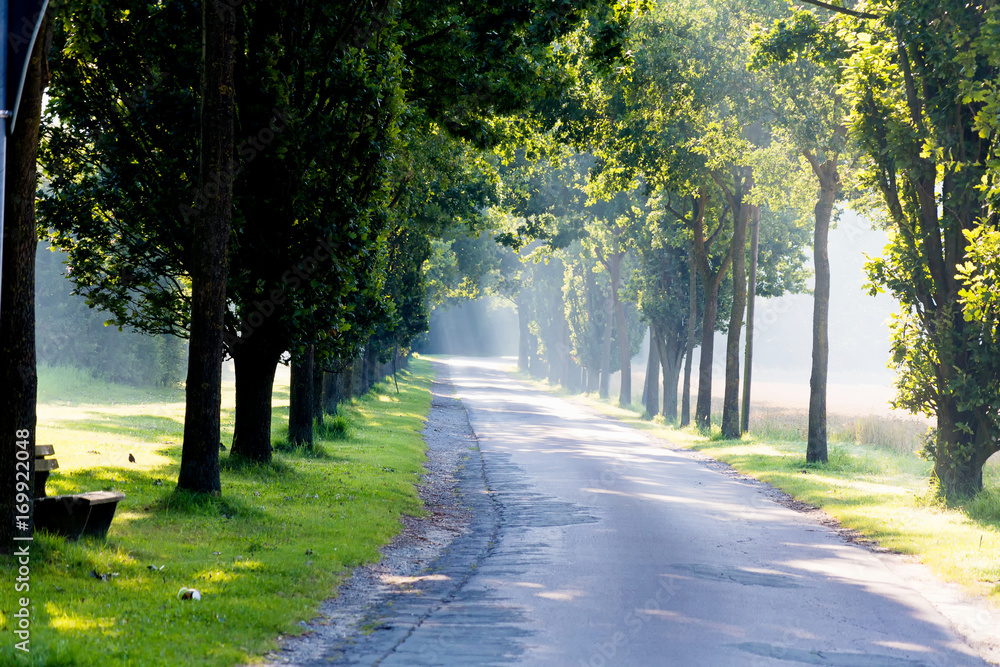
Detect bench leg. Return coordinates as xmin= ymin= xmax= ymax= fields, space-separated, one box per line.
xmin=34 ymin=471 xmax=50 ymax=498
xmin=82 ymin=502 xmax=120 ymax=539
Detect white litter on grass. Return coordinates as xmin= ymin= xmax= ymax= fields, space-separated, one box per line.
xmin=177 ymin=587 xmax=202 ymax=601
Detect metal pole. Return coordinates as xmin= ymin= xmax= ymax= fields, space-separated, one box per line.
xmin=0 ymin=0 xmax=9 ymax=325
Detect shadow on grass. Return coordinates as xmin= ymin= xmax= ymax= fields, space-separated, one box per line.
xmin=153 ymin=488 xmax=265 ymax=521
xmin=220 ymin=454 xmax=295 ymax=478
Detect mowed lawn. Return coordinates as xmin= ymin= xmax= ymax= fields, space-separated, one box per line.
xmin=2 ymin=358 xmax=435 ymax=667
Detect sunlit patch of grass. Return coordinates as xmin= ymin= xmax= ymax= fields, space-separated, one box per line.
xmin=1 ymin=358 xmax=434 ymax=666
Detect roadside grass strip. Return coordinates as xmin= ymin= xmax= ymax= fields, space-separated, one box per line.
xmin=1 ymin=358 xmax=434 ymax=666
xmin=517 ymin=370 xmax=1000 ymax=605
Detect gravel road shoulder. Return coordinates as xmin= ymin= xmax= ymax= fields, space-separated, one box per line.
xmin=256 ymin=361 xmax=498 ymax=666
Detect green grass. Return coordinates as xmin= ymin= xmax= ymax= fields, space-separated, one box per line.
xmin=518 ymin=369 xmax=1000 ymax=603
xmin=2 ymin=358 xmax=434 ymax=666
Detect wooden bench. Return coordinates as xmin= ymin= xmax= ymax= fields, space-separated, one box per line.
xmin=33 ymin=444 xmax=125 ymax=540
xmin=35 ymin=491 xmax=126 ymax=540
xmin=35 ymin=444 xmax=58 ymax=498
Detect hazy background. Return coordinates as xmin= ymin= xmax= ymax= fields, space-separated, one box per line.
xmin=424 ymin=211 xmax=915 ymax=421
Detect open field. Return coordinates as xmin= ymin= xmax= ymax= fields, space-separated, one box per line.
xmin=608 ymin=364 xmax=934 ymax=455
xmin=2 ymin=359 xmax=434 ymax=667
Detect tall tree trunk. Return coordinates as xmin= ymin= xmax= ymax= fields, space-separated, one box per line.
xmin=0 ymin=16 xmax=49 ymax=551
xmin=695 ymin=284 xmax=719 ymax=430
xmin=807 ymin=160 xmax=838 ymax=464
xmin=359 ymin=348 xmax=370 ymax=393
xmin=517 ymin=294 xmax=529 ymax=372
xmin=681 ymin=243 xmax=697 ymax=427
xmin=323 ymin=370 xmax=342 ymax=414
xmin=600 ymin=280 xmax=613 ymax=399
xmin=659 ymin=335 xmax=682 ymax=424
xmin=567 ymin=358 xmax=581 ymax=393
xmin=313 ymin=362 xmax=325 ymax=428
xmin=179 ymin=0 xmax=235 ymax=493
xmin=343 ymin=360 xmax=355 ymax=400
xmin=721 ymin=198 xmax=750 ymax=439
xmin=644 ymin=325 xmax=660 ymax=417
xmin=933 ymin=409 xmax=995 ymax=497
xmin=288 ymin=345 xmax=314 ymax=446
xmin=741 ymin=207 xmax=760 ymax=435
xmin=366 ymin=344 xmax=378 ymax=389
xmin=230 ymin=344 xmax=281 ymax=463
xmin=690 ymin=188 xmax=732 ymax=431
xmin=561 ymin=318 xmax=576 ymax=390
xmin=612 ymin=253 xmax=631 ymax=406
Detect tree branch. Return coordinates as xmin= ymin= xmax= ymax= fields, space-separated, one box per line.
xmin=796 ymin=0 xmax=879 ymax=20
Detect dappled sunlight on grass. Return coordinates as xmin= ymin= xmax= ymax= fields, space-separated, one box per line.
xmin=47 ymin=608 xmax=117 ymax=633
xmin=1 ymin=359 xmax=435 ymax=667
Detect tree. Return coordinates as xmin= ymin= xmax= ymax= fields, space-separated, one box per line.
xmin=632 ymin=205 xmax=696 ymax=422
xmin=177 ymin=0 xmax=236 ymax=494
xmin=840 ymin=0 xmax=1000 ymax=497
xmin=585 ymin=193 xmax=643 ymax=406
xmin=42 ymin=1 xmax=404 ymax=466
xmin=751 ymin=7 xmax=849 ymax=461
xmin=43 ymin=0 xmax=624 ymax=468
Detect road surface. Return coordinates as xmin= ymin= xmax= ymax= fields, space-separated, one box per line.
xmin=319 ymin=357 xmax=996 ymax=666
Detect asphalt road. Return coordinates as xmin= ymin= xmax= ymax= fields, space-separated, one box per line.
xmin=326 ymin=357 xmax=996 ymax=666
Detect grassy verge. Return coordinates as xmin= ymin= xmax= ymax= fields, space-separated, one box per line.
xmin=2 ymin=357 xmax=434 ymax=666
xmin=516 ymin=369 xmax=1000 ymax=604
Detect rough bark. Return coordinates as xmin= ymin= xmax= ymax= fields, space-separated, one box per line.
xmin=807 ymin=158 xmax=838 ymax=464
xmin=323 ymin=370 xmax=343 ymax=414
xmin=599 ymin=279 xmax=614 ymax=399
xmin=561 ymin=318 xmax=577 ymax=391
xmin=644 ymin=326 xmax=660 ymax=417
xmin=288 ymin=345 xmax=314 ymax=447
xmin=516 ymin=297 xmax=530 ymax=372
xmin=740 ymin=207 xmax=760 ymax=435
xmin=695 ymin=290 xmax=718 ymax=430
xmin=611 ymin=252 xmax=631 ymax=407
xmin=721 ymin=185 xmax=752 ymax=440
xmin=354 ymin=353 xmax=364 ymax=392
xmin=365 ymin=344 xmax=378 ymax=389
xmin=343 ymin=360 xmax=355 ymax=401
xmin=0 ymin=17 xmax=49 ymax=551
xmin=658 ymin=335 xmax=682 ymax=424
xmin=690 ymin=189 xmax=733 ymax=431
xmin=314 ymin=365 xmax=325 ymax=427
xmin=178 ymin=0 xmax=235 ymax=493
xmin=230 ymin=343 xmax=282 ymax=463
xmin=681 ymin=242 xmax=698 ymax=427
